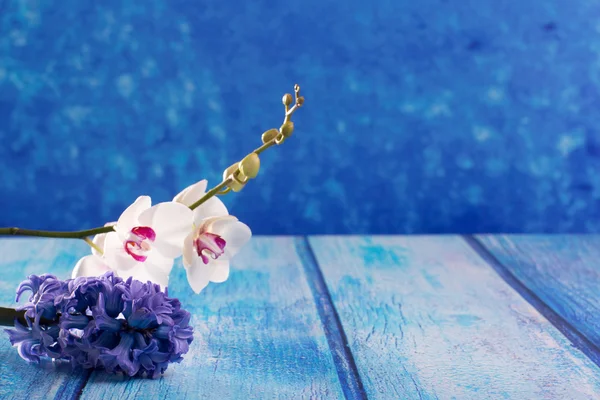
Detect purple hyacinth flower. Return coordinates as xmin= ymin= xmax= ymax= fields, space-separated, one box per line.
xmin=5 ymin=272 xmax=194 ymax=378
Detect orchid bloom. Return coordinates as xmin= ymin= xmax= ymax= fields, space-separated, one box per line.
xmin=72 ymin=254 xmax=112 ymax=280
xmin=71 ymin=222 xmax=115 ymax=279
xmin=174 ymin=180 xmax=251 ymax=293
xmin=73 ymin=196 xmax=193 ymax=287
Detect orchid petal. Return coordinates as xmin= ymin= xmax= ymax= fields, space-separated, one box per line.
xmin=173 ymin=180 xmax=208 ymax=207
xmin=119 ymin=265 xmax=170 ymax=288
xmin=186 ymin=257 xmax=222 ymax=294
xmin=103 ymin=232 xmax=138 ymax=272
xmin=182 ymin=232 xmax=195 ymax=269
xmin=191 ymin=197 xmax=229 ymax=226
xmin=72 ymin=255 xmax=111 ymax=279
xmin=145 ymin=250 xmax=175 ymax=276
xmin=209 ymin=261 xmax=230 ymax=283
xmin=92 ymin=222 xmax=117 ymax=256
xmin=116 ymin=196 xmax=151 ymax=237
xmin=138 ymin=202 xmax=193 ymax=258
xmin=208 ymin=217 xmax=252 ymax=258
xmin=114 ymin=249 xmax=172 ymax=288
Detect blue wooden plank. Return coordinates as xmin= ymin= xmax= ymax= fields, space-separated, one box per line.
xmin=79 ymin=237 xmax=344 ymax=399
xmin=295 ymin=238 xmax=366 ymax=400
xmin=475 ymin=235 xmax=600 ymax=359
xmin=466 ymin=235 xmax=600 ymax=368
xmin=308 ymin=235 xmax=600 ymax=399
xmin=0 ymin=238 xmax=91 ymax=400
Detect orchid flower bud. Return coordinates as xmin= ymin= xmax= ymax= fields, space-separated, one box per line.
xmin=223 ymin=163 xmax=247 ymax=192
xmin=279 ymin=121 xmax=294 ymax=138
xmin=261 ymin=128 xmax=279 ymax=144
xmin=282 ymin=93 xmax=293 ymax=106
xmin=239 ymin=153 xmax=260 ymax=179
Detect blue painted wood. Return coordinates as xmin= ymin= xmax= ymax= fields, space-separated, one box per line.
xmin=0 ymin=238 xmax=91 ymax=400
xmin=476 ymin=235 xmax=600 ymax=355
xmin=466 ymin=235 xmax=600 ymax=368
xmin=79 ymin=237 xmax=343 ymax=399
xmin=308 ymin=235 xmax=600 ymax=399
xmin=295 ymin=237 xmax=367 ymax=400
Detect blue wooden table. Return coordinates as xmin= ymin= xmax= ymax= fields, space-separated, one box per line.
xmin=1 ymin=235 xmax=600 ymax=399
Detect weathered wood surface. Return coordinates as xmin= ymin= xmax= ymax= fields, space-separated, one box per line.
xmin=308 ymin=235 xmax=600 ymax=399
xmin=476 ymin=235 xmax=600 ymax=358
xmin=2 ymin=236 xmax=600 ymax=399
xmin=0 ymin=239 xmax=90 ymax=400
xmin=80 ymin=236 xmax=343 ymax=399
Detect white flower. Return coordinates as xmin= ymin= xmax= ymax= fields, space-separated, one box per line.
xmin=72 ymin=222 xmax=116 ymax=279
xmin=174 ymin=180 xmax=252 ymax=293
xmin=72 ymin=254 xmax=112 ymax=279
xmin=73 ymin=196 xmax=193 ymax=287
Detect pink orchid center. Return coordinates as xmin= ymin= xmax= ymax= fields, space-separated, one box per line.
xmin=194 ymin=230 xmax=226 ymax=264
xmin=124 ymin=226 xmax=156 ymax=262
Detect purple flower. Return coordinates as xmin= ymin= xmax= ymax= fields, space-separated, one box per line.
xmin=5 ymin=272 xmax=194 ymax=378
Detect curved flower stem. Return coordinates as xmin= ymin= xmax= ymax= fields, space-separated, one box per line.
xmin=83 ymin=237 xmax=104 ymax=255
xmin=189 ymin=178 xmax=233 ymax=210
xmin=253 ymin=137 xmax=277 ymax=155
xmin=188 ymin=85 xmax=303 ymax=210
xmin=0 ymin=84 xmax=303 ymax=239
xmin=0 ymin=306 xmax=26 ymax=326
xmin=187 ymin=135 xmax=281 ymax=211
xmin=0 ymin=226 xmax=114 ymax=239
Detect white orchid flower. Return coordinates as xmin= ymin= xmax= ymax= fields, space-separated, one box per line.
xmin=174 ymin=180 xmax=251 ymax=293
xmin=73 ymin=196 xmax=193 ymax=287
xmin=72 ymin=254 xmax=112 ymax=279
xmin=72 ymin=222 xmax=116 ymax=279
xmin=91 ymin=221 xmax=116 ymax=257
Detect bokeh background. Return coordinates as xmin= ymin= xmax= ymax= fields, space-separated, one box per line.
xmin=1 ymin=0 xmax=599 ymax=234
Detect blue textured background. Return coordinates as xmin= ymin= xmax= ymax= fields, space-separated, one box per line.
xmin=1 ymin=0 xmax=599 ymax=234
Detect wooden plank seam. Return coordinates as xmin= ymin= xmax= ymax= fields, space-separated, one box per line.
xmin=54 ymin=370 xmax=91 ymax=400
xmin=295 ymin=237 xmax=368 ymax=400
xmin=463 ymin=235 xmax=600 ymax=369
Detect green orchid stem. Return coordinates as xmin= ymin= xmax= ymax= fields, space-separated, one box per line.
xmin=0 ymin=84 xmax=303 ymax=240
xmin=0 ymin=226 xmax=114 ymax=239
xmin=254 ymin=138 xmax=277 ymax=155
xmin=188 ymin=178 xmax=232 ymax=210
xmin=0 ymin=142 xmax=275 ymax=239
xmin=83 ymin=237 xmax=104 ymax=255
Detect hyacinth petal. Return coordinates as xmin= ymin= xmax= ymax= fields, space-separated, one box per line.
xmin=91 ymin=330 xmax=120 ymax=350
xmin=17 ymin=340 xmax=41 ymax=363
xmin=116 ymin=196 xmax=151 ymax=237
xmin=209 ymin=262 xmax=230 ymax=283
xmin=173 ymin=179 xmax=208 ymax=207
xmin=92 ymin=294 xmax=123 ymax=332
xmin=103 ymin=232 xmax=139 ymax=272
xmin=5 ymin=320 xmax=32 ymax=345
xmin=139 ymin=354 xmax=155 ymax=371
xmin=100 ymin=333 xmax=139 ymax=376
xmin=60 ymin=314 xmax=90 ymax=330
xmin=149 ymin=349 xmax=170 ymax=363
xmin=186 ymin=256 xmax=220 ymax=294
xmin=191 ymin=196 xmax=229 ymax=226
xmin=171 ymin=325 xmax=194 ymax=354
xmin=72 ymin=255 xmax=111 ymax=279
xmin=138 ymin=202 xmax=193 ymax=258
xmin=209 ymin=218 xmax=252 ymax=259
xmin=15 ymin=274 xmax=56 ymax=303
